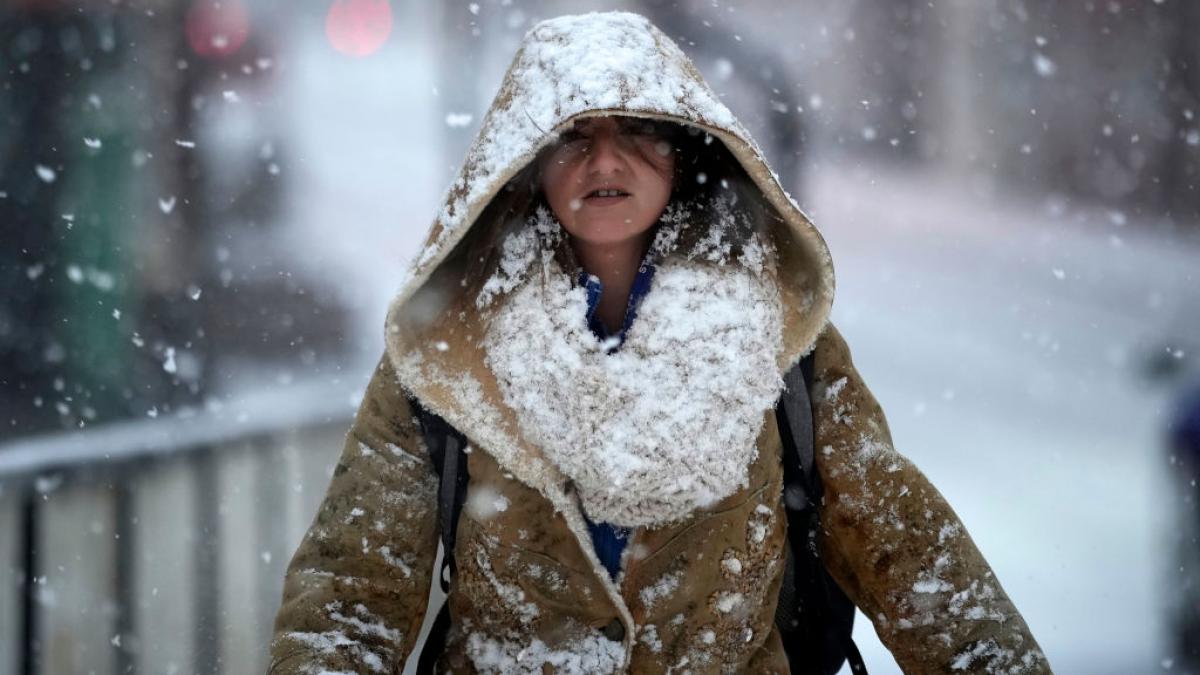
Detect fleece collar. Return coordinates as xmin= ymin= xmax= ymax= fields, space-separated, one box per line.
xmin=482 ymin=254 xmax=785 ymax=528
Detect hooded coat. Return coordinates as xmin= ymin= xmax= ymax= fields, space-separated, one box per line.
xmin=267 ymin=12 xmax=1050 ymax=675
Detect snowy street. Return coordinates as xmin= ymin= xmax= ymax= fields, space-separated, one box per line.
xmin=811 ymin=161 xmax=1199 ymax=673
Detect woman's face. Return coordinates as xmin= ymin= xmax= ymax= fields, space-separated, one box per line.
xmin=539 ymin=116 xmax=675 ymax=248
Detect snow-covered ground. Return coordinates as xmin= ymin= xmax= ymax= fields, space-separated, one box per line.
xmin=810 ymin=160 xmax=1199 ymax=673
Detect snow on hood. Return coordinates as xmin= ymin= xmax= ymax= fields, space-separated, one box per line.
xmin=385 ymin=11 xmax=834 ymax=380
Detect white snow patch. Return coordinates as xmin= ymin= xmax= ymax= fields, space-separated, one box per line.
xmin=938 ymin=522 xmax=962 ymax=545
xmin=485 ymin=253 xmax=784 ymax=527
xmin=474 ymin=548 xmax=539 ymax=624
xmin=639 ymin=571 xmax=682 ymax=610
xmin=284 ymin=629 xmax=357 ymax=652
xmin=911 ymin=553 xmax=954 ymax=594
xmin=325 ymin=601 xmax=402 ymax=643
xmin=823 ymin=377 xmax=848 ymax=401
xmin=639 ymin=624 xmax=663 ymax=653
xmin=713 ymin=592 xmax=744 ymax=613
xmin=465 ymin=629 xmax=624 ymax=674
xmin=466 ymin=485 xmax=510 ymax=520
xmin=475 ymin=206 xmax=561 ymax=309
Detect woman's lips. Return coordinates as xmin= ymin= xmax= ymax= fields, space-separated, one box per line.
xmin=582 ymin=188 xmax=631 ymax=207
xmin=583 ymin=194 xmax=630 ymax=206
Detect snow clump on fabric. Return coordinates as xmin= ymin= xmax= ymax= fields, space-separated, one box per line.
xmin=483 ymin=235 xmax=785 ymax=527
xmin=465 ymin=630 xmax=625 ymax=674
xmin=476 ymin=207 xmax=563 ymax=309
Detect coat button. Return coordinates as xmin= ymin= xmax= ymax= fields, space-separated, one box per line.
xmin=602 ymin=618 xmax=625 ymax=642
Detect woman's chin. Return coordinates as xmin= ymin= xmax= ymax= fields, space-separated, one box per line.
xmin=566 ymin=221 xmax=656 ymax=248
xmin=570 ymin=232 xmax=648 ymax=249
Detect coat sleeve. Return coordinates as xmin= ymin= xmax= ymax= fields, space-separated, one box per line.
xmin=809 ymin=323 xmax=1052 ymax=674
xmin=266 ymin=354 xmax=441 ymax=674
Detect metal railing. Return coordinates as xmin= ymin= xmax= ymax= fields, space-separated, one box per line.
xmin=0 ymin=378 xmax=359 ymax=675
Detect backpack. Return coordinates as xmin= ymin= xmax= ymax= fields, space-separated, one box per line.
xmin=410 ymin=353 xmax=866 ymax=674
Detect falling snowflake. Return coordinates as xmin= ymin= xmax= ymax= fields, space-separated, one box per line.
xmin=1033 ymin=53 xmax=1056 ymax=77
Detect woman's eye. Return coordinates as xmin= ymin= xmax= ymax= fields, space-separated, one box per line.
xmin=551 ymin=132 xmax=588 ymax=156
xmin=621 ymin=120 xmax=659 ymax=137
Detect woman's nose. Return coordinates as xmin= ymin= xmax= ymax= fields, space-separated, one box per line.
xmin=586 ymin=133 xmax=625 ymax=174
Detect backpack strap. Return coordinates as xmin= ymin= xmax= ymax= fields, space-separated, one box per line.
xmin=777 ymin=354 xmax=820 ymax=510
xmin=408 ymin=398 xmax=467 ymax=674
xmin=775 ymin=353 xmax=867 ymax=675
xmin=409 ymin=399 xmax=470 ymax=588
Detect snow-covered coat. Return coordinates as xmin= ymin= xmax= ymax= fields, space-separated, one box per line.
xmin=267 ymin=12 xmax=1050 ymax=674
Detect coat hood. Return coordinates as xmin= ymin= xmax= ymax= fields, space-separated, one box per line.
xmin=381 ymin=10 xmax=835 ymax=600
xmin=386 ymin=10 xmax=833 ymax=374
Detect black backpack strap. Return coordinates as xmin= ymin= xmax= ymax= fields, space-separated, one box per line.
xmin=437 ymin=432 xmax=468 ymax=585
xmin=777 ymin=354 xmax=820 ymax=510
xmin=409 ymin=399 xmax=469 ymax=583
xmin=407 ymin=397 xmax=468 ymax=674
xmin=775 ymin=353 xmax=867 ymax=675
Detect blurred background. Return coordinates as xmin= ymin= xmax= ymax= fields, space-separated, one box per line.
xmin=1 ymin=0 xmax=1198 ymax=673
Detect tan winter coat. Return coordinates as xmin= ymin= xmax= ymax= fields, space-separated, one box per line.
xmin=268 ymin=11 xmax=1050 ymax=674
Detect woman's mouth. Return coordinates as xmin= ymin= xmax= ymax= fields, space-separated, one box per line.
xmin=583 ymin=188 xmax=630 ymax=206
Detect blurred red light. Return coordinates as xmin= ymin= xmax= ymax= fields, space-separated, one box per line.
xmin=186 ymin=0 xmax=250 ymax=59
xmin=326 ymin=0 xmax=393 ymax=58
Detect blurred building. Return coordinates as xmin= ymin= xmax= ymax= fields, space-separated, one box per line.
xmin=0 ymin=0 xmax=349 ymax=442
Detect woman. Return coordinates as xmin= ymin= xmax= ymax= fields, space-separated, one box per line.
xmin=268 ymin=12 xmax=1050 ymax=674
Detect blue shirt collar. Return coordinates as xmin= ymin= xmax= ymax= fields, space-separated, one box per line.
xmin=579 ymin=260 xmax=657 ymax=349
